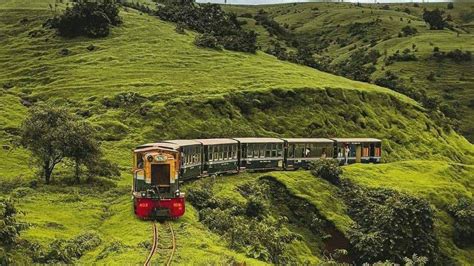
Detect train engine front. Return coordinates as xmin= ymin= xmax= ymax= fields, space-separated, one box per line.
xmin=132 ymin=144 xmax=185 ymax=219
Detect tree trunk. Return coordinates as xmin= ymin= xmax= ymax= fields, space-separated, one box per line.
xmin=43 ymin=161 xmax=51 ymax=184
xmin=75 ymin=158 xmax=80 ymax=184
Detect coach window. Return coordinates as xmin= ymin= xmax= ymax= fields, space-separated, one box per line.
xmin=288 ymin=144 xmax=294 ymax=158
xmin=264 ymin=144 xmax=270 ymax=157
xmin=264 ymin=144 xmax=270 ymax=158
xmin=295 ymin=144 xmax=304 ymax=158
xmin=257 ymin=144 xmax=263 ymax=158
xmin=208 ymin=147 xmax=213 ymax=161
xmin=246 ymin=144 xmax=253 ymax=158
xmin=277 ymin=144 xmax=283 ymax=157
xmin=270 ymin=144 xmax=277 ymax=157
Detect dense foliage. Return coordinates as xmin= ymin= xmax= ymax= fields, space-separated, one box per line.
xmin=341 ymin=182 xmax=439 ymax=264
xmin=20 ymin=105 xmax=118 ymax=183
xmin=309 ymin=159 xmax=342 ymax=185
xmin=0 ymin=198 xmax=25 ymax=264
xmin=335 ymin=48 xmax=379 ymax=82
xmin=156 ymin=1 xmax=257 ymax=53
xmin=422 ymin=8 xmax=446 ymax=30
xmin=448 ymin=198 xmax=474 ymax=248
xmin=48 ymin=0 xmax=121 ymax=38
xmin=187 ymin=179 xmax=298 ymax=263
xmin=31 ymin=232 xmax=101 ymax=263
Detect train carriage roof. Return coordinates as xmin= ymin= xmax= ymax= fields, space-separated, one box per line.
xmin=282 ymin=138 xmax=334 ymax=143
xmin=233 ymin=137 xmax=284 ymax=143
xmin=165 ymin=139 xmax=202 ymax=146
xmin=195 ymin=138 xmax=238 ymax=145
xmin=330 ymin=138 xmax=381 ymax=143
xmin=134 ymin=142 xmax=180 ymax=152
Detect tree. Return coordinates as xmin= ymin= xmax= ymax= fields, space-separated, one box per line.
xmin=20 ymin=105 xmax=106 ymax=184
xmin=447 ymin=3 xmax=454 ymax=10
xmin=48 ymin=0 xmax=121 ymax=38
xmin=21 ymin=106 xmax=77 ymax=183
xmin=64 ymin=121 xmax=101 ymax=183
xmin=423 ymin=9 xmax=446 ymax=30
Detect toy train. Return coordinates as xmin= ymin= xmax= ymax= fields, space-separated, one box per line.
xmin=132 ymin=137 xmax=382 ymax=219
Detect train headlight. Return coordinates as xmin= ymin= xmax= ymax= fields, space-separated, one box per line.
xmin=147 ymin=155 xmax=154 ymax=162
xmin=175 ymin=190 xmax=180 ymax=197
xmin=141 ymin=192 xmax=146 ymax=197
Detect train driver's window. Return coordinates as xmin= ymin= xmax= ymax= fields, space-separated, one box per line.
xmin=136 ymin=154 xmax=144 ymax=168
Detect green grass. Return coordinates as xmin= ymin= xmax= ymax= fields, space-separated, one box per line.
xmin=344 ymin=160 xmax=474 ymax=265
xmin=263 ymin=171 xmax=352 ymax=233
xmin=0 ymin=5 xmax=408 ymax=102
xmin=0 ymin=0 xmax=473 ymax=264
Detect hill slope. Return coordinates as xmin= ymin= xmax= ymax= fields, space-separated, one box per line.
xmin=224 ymin=2 xmax=474 ymax=141
xmin=0 ymin=0 xmax=473 ymax=264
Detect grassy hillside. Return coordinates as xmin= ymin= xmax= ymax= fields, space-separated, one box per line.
xmin=224 ymin=2 xmax=474 ymax=141
xmin=0 ymin=0 xmax=473 ymax=264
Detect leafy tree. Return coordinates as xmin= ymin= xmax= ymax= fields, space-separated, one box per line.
xmin=20 ymin=105 xmax=114 ymax=184
xmin=64 ymin=121 xmax=101 ymax=183
xmin=21 ymin=106 xmax=78 ymax=183
xmin=48 ymin=0 xmax=121 ymax=38
xmin=309 ymin=159 xmax=342 ymax=185
xmin=423 ymin=9 xmax=446 ymax=30
xmin=447 ymin=3 xmax=454 ymax=10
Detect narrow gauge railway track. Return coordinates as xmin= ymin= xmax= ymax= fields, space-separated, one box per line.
xmin=144 ymin=222 xmax=177 ymax=266
xmin=165 ymin=222 xmax=176 ymax=266
xmin=144 ymin=222 xmax=158 ymax=266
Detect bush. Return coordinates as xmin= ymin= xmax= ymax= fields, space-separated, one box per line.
xmin=48 ymin=0 xmax=121 ymax=38
xmin=423 ymin=9 xmax=446 ymax=30
xmin=448 ymin=198 xmax=474 ymax=248
xmin=342 ymin=183 xmax=439 ymax=264
xmin=194 ymin=33 xmax=222 ymax=50
xmin=387 ymin=49 xmax=417 ymax=62
xmin=309 ymin=159 xmax=342 ymax=185
xmin=0 ymin=198 xmax=24 ymax=247
xmin=401 ymin=25 xmax=417 ymax=36
xmin=156 ymin=2 xmax=257 ymax=53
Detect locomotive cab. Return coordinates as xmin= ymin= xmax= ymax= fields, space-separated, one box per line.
xmin=132 ymin=144 xmax=185 ymax=219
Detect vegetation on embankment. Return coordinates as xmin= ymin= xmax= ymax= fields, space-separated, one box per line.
xmin=0 ymin=0 xmax=473 ymax=264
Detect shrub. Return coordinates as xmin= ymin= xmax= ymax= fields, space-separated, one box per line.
xmin=387 ymin=49 xmax=417 ymax=62
xmin=447 ymin=3 xmax=454 ymax=10
xmin=156 ymin=2 xmax=257 ymax=53
xmin=309 ymin=159 xmax=342 ymax=185
xmin=194 ymin=33 xmax=221 ymax=50
xmin=401 ymin=25 xmax=417 ymax=36
xmin=342 ymin=183 xmax=439 ymax=264
xmin=448 ymin=198 xmax=474 ymax=248
xmin=423 ymin=9 xmax=446 ymax=30
xmin=48 ymin=0 xmax=121 ymax=38
xmin=0 ymin=198 xmax=24 ymax=247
